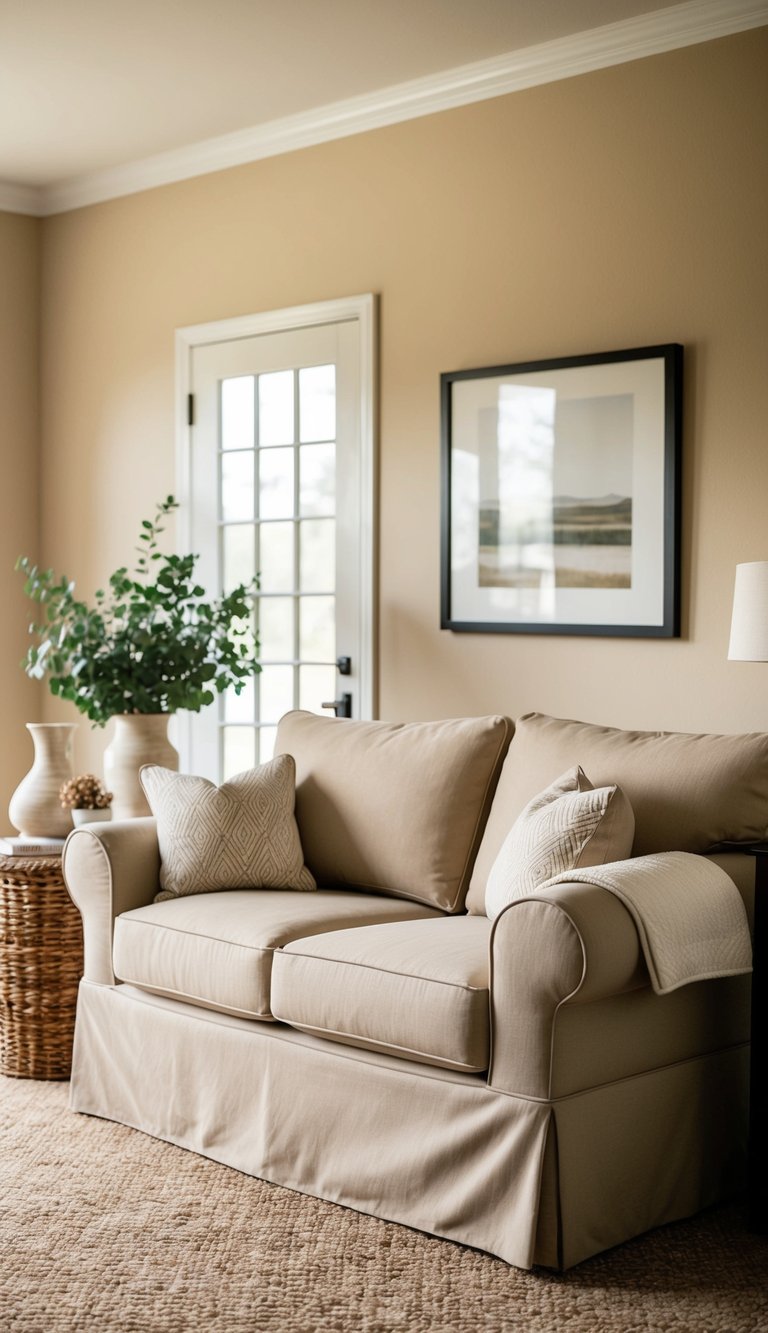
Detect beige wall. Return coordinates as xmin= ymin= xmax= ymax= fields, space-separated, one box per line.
xmin=38 ymin=28 xmax=768 ymax=779
xmin=0 ymin=212 xmax=42 ymax=816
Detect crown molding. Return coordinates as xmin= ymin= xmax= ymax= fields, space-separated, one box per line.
xmin=5 ymin=0 xmax=767 ymax=218
xmin=0 ymin=180 xmax=47 ymax=217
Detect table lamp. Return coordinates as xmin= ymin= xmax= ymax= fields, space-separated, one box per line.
xmin=728 ymin=561 xmax=768 ymax=662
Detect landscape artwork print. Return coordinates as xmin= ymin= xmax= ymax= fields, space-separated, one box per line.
xmin=441 ymin=345 xmax=681 ymax=637
xmin=477 ymin=390 xmax=634 ymax=591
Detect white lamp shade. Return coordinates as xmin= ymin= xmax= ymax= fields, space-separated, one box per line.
xmin=728 ymin=562 xmax=768 ymax=661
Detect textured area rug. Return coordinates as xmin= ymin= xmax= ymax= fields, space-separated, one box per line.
xmin=1 ymin=1077 xmax=767 ymax=1332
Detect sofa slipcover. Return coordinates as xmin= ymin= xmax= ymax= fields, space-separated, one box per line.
xmin=63 ymin=713 xmax=758 ymax=1271
xmin=68 ymin=842 xmax=750 ymax=1270
xmin=113 ymin=890 xmax=441 ymax=1021
xmin=271 ymin=916 xmax=491 ymax=1071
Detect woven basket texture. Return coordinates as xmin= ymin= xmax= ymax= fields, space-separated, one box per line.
xmin=0 ymin=856 xmax=82 ymax=1079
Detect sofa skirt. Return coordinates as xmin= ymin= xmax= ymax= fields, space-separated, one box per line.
xmin=69 ymin=980 xmax=748 ymax=1270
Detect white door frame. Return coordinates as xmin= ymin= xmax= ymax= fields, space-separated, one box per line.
xmin=175 ymin=294 xmax=377 ymax=773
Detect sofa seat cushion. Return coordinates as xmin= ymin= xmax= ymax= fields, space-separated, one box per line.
xmin=271 ymin=916 xmax=492 ymax=1072
xmin=112 ymin=890 xmax=442 ymax=1021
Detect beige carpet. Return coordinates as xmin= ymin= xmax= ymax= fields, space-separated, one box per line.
xmin=1 ymin=1077 xmax=767 ymax=1333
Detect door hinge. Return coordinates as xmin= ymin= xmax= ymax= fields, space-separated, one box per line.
xmin=187 ymin=393 xmax=195 ymax=426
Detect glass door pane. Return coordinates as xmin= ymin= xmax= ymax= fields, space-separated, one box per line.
xmin=218 ymin=358 xmax=338 ymax=778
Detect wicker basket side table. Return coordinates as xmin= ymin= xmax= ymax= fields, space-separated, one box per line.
xmin=0 ymin=855 xmax=83 ymax=1079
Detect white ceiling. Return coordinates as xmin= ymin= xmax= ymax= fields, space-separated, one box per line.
xmin=1 ymin=0 xmax=765 ymax=213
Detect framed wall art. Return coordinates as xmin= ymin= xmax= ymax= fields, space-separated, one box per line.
xmin=440 ymin=344 xmax=682 ymax=637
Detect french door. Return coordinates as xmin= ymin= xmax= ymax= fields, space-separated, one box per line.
xmin=176 ymin=296 xmax=376 ymax=781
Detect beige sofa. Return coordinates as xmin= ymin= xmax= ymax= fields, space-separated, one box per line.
xmin=62 ymin=710 xmax=765 ymax=1270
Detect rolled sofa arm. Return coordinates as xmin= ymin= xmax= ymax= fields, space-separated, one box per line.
xmin=488 ymin=881 xmax=648 ymax=1099
xmin=62 ymin=818 xmax=161 ymax=984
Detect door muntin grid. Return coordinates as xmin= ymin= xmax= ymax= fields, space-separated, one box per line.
xmin=219 ymin=364 xmax=337 ymax=777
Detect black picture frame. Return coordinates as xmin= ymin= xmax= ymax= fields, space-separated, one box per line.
xmin=440 ymin=344 xmax=682 ymax=637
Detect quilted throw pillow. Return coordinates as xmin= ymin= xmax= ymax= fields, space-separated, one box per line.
xmin=140 ymin=756 xmax=316 ymax=901
xmin=485 ymin=766 xmax=634 ymax=921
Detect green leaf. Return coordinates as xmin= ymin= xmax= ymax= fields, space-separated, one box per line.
xmin=15 ymin=496 xmax=261 ymax=716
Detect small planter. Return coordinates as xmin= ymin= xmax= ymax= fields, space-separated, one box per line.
xmin=71 ymin=808 xmax=112 ymax=828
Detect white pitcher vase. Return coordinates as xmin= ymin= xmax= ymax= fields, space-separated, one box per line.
xmin=8 ymin=722 xmax=77 ymax=838
xmin=104 ymin=714 xmax=179 ymax=820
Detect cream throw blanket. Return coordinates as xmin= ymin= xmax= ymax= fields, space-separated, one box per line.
xmin=545 ymin=851 xmax=752 ymax=994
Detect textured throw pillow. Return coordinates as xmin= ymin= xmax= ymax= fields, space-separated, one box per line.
xmin=140 ymin=756 xmax=316 ymax=901
xmin=485 ymin=766 xmax=634 ymax=921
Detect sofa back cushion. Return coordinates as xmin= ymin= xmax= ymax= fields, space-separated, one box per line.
xmin=466 ymin=712 xmax=768 ymax=914
xmin=274 ymin=710 xmax=512 ymax=912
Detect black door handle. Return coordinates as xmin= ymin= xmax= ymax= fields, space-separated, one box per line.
xmin=321 ymin=693 xmax=352 ymax=719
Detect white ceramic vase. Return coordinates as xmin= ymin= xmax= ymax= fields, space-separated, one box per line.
xmin=8 ymin=722 xmax=77 ymax=838
xmin=71 ymin=807 xmax=113 ymax=828
xmin=103 ymin=714 xmax=179 ymax=820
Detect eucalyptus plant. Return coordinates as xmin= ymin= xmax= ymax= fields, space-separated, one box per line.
xmin=16 ymin=496 xmax=259 ymax=725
